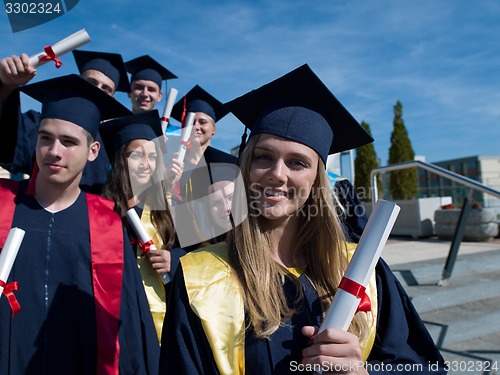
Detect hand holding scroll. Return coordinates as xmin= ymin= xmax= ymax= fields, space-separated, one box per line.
xmin=126 ymin=209 xmax=171 ymax=284
xmin=28 ymin=29 xmax=91 ymax=68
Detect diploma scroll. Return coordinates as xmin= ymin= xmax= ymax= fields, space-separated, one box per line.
xmin=125 ymin=209 xmax=171 ymax=284
xmin=161 ymin=87 xmax=179 ymax=135
xmin=0 ymin=227 xmax=26 ymax=314
xmin=176 ymin=112 xmax=196 ymax=163
xmin=319 ymin=200 xmax=400 ymax=332
xmin=29 ymin=29 xmax=91 ymax=68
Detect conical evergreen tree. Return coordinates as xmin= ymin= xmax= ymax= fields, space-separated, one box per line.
xmin=354 ymin=121 xmax=381 ymax=201
xmin=388 ymin=100 xmax=418 ymax=199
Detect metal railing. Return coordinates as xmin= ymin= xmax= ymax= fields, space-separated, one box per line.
xmin=370 ymin=160 xmax=500 ymax=284
xmin=370 ymin=160 xmax=500 ymax=206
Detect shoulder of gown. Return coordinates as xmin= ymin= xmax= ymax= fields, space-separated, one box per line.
xmin=367 ymin=258 xmax=448 ymax=374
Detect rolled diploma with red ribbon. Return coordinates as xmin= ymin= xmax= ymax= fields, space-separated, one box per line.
xmin=176 ymin=112 xmax=196 ymax=163
xmin=0 ymin=228 xmax=25 ymax=298
xmin=125 ymin=208 xmax=171 ymax=284
xmin=161 ymin=87 xmax=179 ymax=135
xmin=28 ymin=29 xmax=91 ymax=68
xmin=319 ymin=199 xmax=400 ymax=332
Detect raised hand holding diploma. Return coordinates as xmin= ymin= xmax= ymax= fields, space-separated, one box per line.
xmin=176 ymin=112 xmax=196 ymax=163
xmin=161 ymin=88 xmax=179 ymax=135
xmin=319 ymin=200 xmax=400 ymax=332
xmin=29 ymin=29 xmax=91 ymax=68
xmin=0 ymin=227 xmax=26 ymax=316
xmin=125 ymin=209 xmax=171 ymax=284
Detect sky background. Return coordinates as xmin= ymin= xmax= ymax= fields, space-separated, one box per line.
xmin=1 ymin=0 xmax=499 ymax=171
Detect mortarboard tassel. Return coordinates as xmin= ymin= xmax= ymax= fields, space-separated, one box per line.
xmin=180 ymin=95 xmax=187 ymax=128
xmin=237 ymin=126 xmax=248 ymax=162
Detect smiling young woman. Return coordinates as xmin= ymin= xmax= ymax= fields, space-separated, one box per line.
xmin=100 ymin=110 xmax=185 ymax=343
xmin=159 ymin=65 xmax=447 ymax=375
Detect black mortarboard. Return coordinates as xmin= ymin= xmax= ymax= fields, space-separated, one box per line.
xmin=20 ymin=74 xmax=131 ymax=138
xmin=73 ymin=50 xmax=130 ymax=92
xmin=207 ymin=163 xmax=241 ymax=188
xmin=187 ymin=159 xmax=240 ymax=201
xmin=225 ymin=64 xmax=374 ymax=164
xmin=171 ymin=85 xmax=229 ymax=123
xmin=171 ymin=161 xmax=248 ymax=248
xmin=99 ymin=110 xmax=163 ymax=160
xmin=203 ymin=146 xmax=238 ymax=165
xmin=125 ymin=55 xmax=177 ymax=89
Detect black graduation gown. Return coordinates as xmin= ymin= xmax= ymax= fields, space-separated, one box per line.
xmin=178 ymin=146 xmax=238 ymax=202
xmin=333 ymin=178 xmax=368 ymax=243
xmin=203 ymin=146 xmax=238 ymax=165
xmin=175 ymin=146 xmax=238 ymax=251
xmin=159 ymin=259 xmax=447 ymax=375
xmin=0 ymin=189 xmax=159 ymax=375
xmin=0 ymin=90 xmax=111 ymax=194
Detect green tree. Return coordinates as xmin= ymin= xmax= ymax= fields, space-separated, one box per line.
xmin=388 ymin=100 xmax=418 ymax=199
xmin=354 ymin=121 xmax=381 ymax=201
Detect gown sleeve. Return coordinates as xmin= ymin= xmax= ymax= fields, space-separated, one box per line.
xmin=0 ymin=89 xmax=39 ymax=175
xmin=159 ymin=266 xmax=220 ymax=375
xmin=333 ymin=178 xmax=368 ymax=243
xmin=169 ymin=247 xmax=187 ymax=278
xmin=367 ymin=258 xmax=448 ymax=374
xmin=119 ymin=229 xmax=161 ymax=375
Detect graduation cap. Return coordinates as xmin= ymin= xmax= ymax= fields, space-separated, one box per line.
xmin=186 ymin=160 xmax=240 ymax=201
xmin=125 ymin=55 xmax=177 ymax=89
xmin=171 ymin=85 xmax=229 ymax=124
xmin=73 ymin=50 xmax=130 ymax=93
xmin=20 ymin=74 xmax=131 ymax=138
xmin=225 ymin=64 xmax=374 ymax=164
xmin=99 ymin=110 xmax=164 ymax=160
xmin=171 ymin=162 xmax=248 ymax=247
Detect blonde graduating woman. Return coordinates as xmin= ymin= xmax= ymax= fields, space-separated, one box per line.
xmin=159 ymin=65 xmax=446 ymax=374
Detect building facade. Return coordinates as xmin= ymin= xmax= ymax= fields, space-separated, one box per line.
xmin=418 ymin=155 xmax=500 ymax=214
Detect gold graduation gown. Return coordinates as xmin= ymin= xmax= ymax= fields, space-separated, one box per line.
xmin=181 ymin=242 xmax=378 ymax=375
xmin=137 ymin=204 xmax=167 ymax=342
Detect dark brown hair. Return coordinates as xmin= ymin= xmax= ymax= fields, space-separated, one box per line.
xmin=102 ymin=143 xmax=177 ymax=249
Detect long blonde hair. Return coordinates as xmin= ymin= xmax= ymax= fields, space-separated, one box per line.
xmin=227 ymin=135 xmax=370 ymax=340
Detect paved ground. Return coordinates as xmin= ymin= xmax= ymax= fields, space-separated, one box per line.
xmin=382 ymin=236 xmax=500 ymax=375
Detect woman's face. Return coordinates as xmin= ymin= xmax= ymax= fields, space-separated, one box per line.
xmin=207 ymin=180 xmax=235 ymax=230
xmin=191 ymin=112 xmax=216 ymax=147
xmin=249 ymin=134 xmax=319 ymax=224
xmin=126 ymin=139 xmax=158 ymax=188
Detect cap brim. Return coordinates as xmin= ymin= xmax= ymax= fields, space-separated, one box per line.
xmin=21 ymin=74 xmax=131 ymax=121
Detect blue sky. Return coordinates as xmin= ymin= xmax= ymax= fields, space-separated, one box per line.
xmin=1 ymin=0 xmax=499 ymax=166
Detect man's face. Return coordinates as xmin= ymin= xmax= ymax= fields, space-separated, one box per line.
xmin=81 ymin=69 xmax=116 ymax=97
xmin=36 ymin=118 xmax=99 ymax=186
xmin=128 ymin=79 xmax=163 ymax=113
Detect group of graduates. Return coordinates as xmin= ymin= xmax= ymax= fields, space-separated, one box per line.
xmin=0 ymin=48 xmax=448 ymax=374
